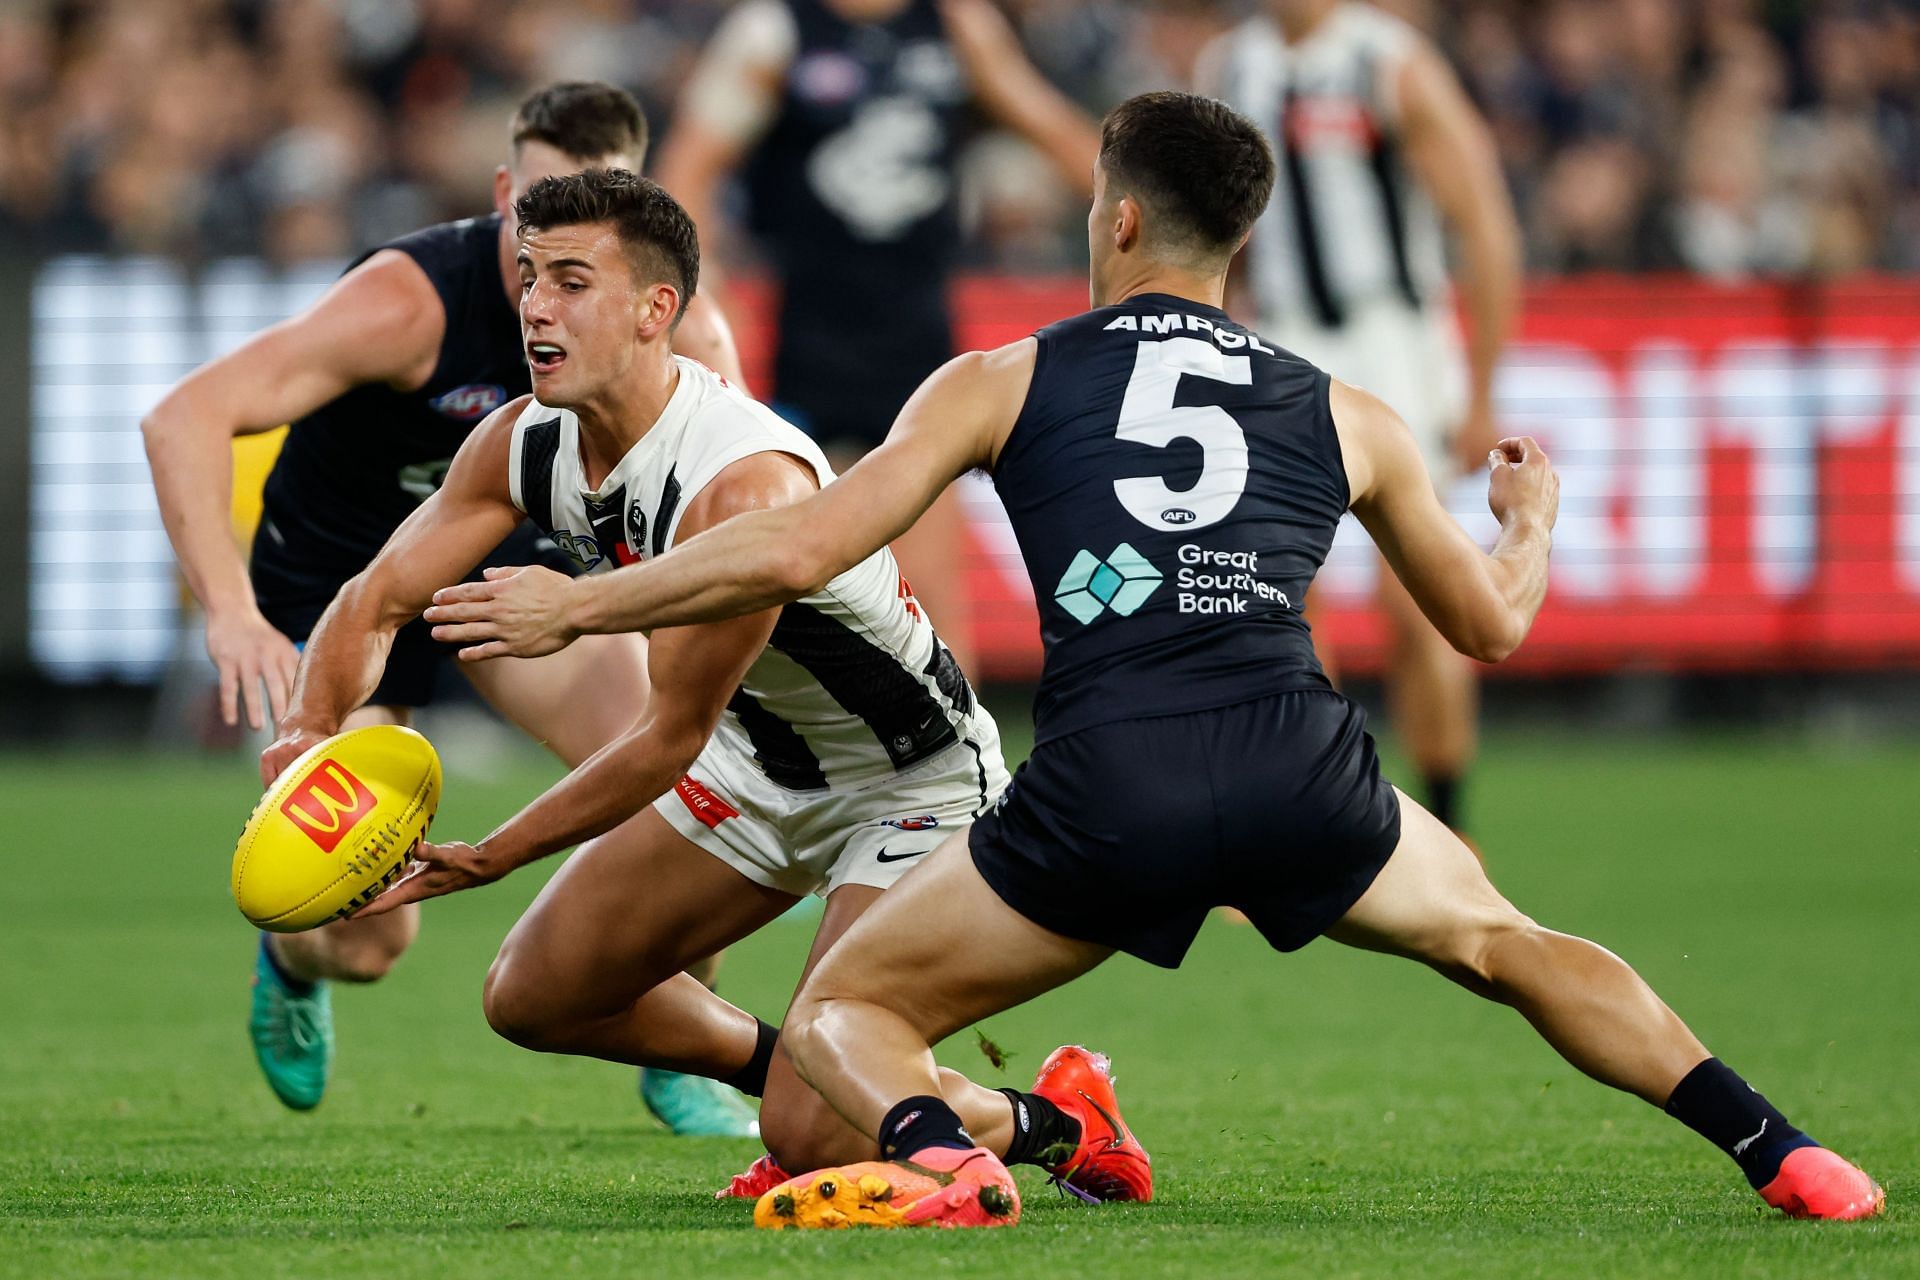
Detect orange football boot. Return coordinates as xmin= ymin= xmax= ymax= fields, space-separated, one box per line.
xmin=716 ymin=1153 xmax=791 ymax=1200
xmin=1030 ymin=1045 xmax=1153 ymax=1202
xmin=754 ymin=1146 xmax=1020 ymax=1230
xmin=1757 ymin=1147 xmax=1885 ymax=1221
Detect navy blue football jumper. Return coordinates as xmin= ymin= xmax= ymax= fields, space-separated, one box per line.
xmin=250 ymin=214 xmax=572 ymax=706
xmin=744 ymin=0 xmax=968 ymax=447
xmin=968 ymin=293 xmax=1401 ymax=967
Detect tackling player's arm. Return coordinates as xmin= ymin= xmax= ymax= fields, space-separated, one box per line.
xmin=422 ymin=340 xmax=1033 ymax=655
xmin=1337 ymin=379 xmax=1557 ymax=663
xmin=259 ymin=397 xmax=528 ymax=784
xmin=1396 ymin=39 xmax=1522 ymax=470
xmin=940 ymin=0 xmax=1100 ymax=196
xmin=140 ymin=251 xmax=446 ymax=729
xmin=354 ymin=454 xmax=815 ymax=912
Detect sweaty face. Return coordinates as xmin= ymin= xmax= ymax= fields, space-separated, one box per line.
xmin=517 ymin=222 xmax=643 ymax=407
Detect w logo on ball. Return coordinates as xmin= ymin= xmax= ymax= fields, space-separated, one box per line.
xmin=280 ymin=760 xmax=377 ymax=854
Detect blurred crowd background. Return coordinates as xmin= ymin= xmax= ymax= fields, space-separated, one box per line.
xmin=3 ymin=0 xmax=1917 ymax=278
xmin=4 ymin=0 xmax=1920 ymax=730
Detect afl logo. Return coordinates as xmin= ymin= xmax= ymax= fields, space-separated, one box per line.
xmin=881 ymin=815 xmax=940 ymax=832
xmin=551 ymin=528 xmax=603 ymax=570
xmin=1160 ymin=507 xmax=1197 ymax=526
xmin=429 ymin=384 xmax=508 ymax=422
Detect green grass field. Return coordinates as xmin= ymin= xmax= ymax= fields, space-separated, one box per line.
xmin=2 ymin=722 xmax=1915 ymax=1278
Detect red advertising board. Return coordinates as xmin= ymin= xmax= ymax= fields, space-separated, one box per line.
xmin=721 ymin=276 xmax=1920 ymax=679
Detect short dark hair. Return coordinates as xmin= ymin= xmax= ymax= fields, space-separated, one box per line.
xmin=1099 ymin=92 xmax=1275 ymax=262
xmin=511 ymin=82 xmax=649 ymax=165
xmin=515 ymin=168 xmax=699 ymax=322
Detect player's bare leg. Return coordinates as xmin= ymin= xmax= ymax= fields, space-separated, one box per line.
xmin=784 ymin=836 xmax=1107 ymax=1138
xmin=463 ymin=633 xmax=749 ymax=1129
xmin=1327 ymin=790 xmax=1882 ymax=1218
xmin=891 ymin=484 xmax=976 ymax=678
xmin=754 ymin=837 xmax=1138 ymax=1226
xmin=481 ymin=805 xmax=795 ymax=1082
xmin=755 ymin=881 xmax=1032 ymax=1173
xmin=1378 ymin=565 xmax=1478 ymax=834
xmin=1328 ymin=791 xmax=1705 ymax=1100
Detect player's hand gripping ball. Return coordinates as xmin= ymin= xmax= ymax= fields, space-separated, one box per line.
xmin=231 ymin=725 xmax=441 ymax=932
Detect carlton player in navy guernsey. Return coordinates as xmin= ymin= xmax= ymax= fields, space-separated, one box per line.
xmin=655 ymin=0 xmax=1101 ymax=673
xmin=141 ymin=84 xmax=753 ymax=1130
xmin=1199 ymin=0 xmax=1525 ymax=838
xmin=432 ymin=94 xmax=1883 ymax=1227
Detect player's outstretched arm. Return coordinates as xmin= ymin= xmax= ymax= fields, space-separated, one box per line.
xmin=652 ymin=0 xmax=792 ymax=274
xmin=941 ymin=0 xmax=1100 ymax=197
xmin=356 ymin=460 xmax=804 ymax=913
xmin=1337 ymin=379 xmax=1557 ymax=663
xmin=261 ymin=398 xmax=527 ymax=784
xmin=1397 ymin=41 xmax=1522 ymax=471
xmin=423 ymin=341 xmax=1032 ymax=657
xmin=140 ymin=251 xmax=445 ymax=729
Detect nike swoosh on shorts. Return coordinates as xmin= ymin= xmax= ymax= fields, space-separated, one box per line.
xmin=874 ymin=847 xmax=933 ymax=864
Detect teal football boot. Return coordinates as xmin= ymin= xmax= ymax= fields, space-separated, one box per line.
xmin=640 ymin=1068 xmax=760 ymax=1137
xmin=250 ymin=935 xmax=332 ymax=1110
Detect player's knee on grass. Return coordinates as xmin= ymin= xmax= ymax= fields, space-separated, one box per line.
xmin=758 ymin=1065 xmax=871 ymax=1172
xmin=776 ymin=990 xmax=843 ymax=1096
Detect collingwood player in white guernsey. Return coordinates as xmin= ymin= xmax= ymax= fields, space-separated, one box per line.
xmin=505 ymin=335 xmax=1004 ymax=847
xmin=1199 ymin=0 xmax=1523 ymax=836
xmin=263 ymin=168 xmax=1117 ymax=1187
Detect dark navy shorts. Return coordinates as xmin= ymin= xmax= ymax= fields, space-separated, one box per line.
xmin=969 ymin=689 xmax=1402 ymax=969
xmin=252 ymin=520 xmax=574 ymax=709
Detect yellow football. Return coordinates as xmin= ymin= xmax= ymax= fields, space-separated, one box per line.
xmin=231 ymin=725 xmax=441 ymax=932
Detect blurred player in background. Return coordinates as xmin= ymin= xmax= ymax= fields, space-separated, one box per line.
xmin=141 ymin=83 xmax=759 ymax=1135
xmin=655 ymin=0 xmax=1102 ymax=674
xmin=1201 ymin=0 xmax=1522 ymax=836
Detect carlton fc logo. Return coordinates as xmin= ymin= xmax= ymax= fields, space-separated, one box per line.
xmin=429 ymin=383 xmax=508 ymax=422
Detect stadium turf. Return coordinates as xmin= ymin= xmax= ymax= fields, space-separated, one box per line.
xmin=1 ymin=723 xmax=1914 ymax=1277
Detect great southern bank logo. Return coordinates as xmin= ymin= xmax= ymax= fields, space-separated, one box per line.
xmin=1054 ymin=544 xmax=1161 ymax=624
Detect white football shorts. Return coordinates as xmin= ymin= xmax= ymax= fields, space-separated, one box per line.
xmin=1270 ymin=296 xmax=1468 ymax=486
xmin=654 ymin=721 xmax=1010 ymax=897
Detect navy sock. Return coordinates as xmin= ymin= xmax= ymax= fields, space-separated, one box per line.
xmin=999 ymin=1088 xmax=1080 ymax=1168
xmin=1425 ymin=773 xmax=1462 ymax=831
xmin=258 ymin=934 xmax=316 ymax=995
xmin=878 ymin=1096 xmax=973 ymax=1160
xmin=719 ymin=1019 xmax=780 ymax=1099
xmin=1664 ymin=1058 xmax=1818 ymax=1188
